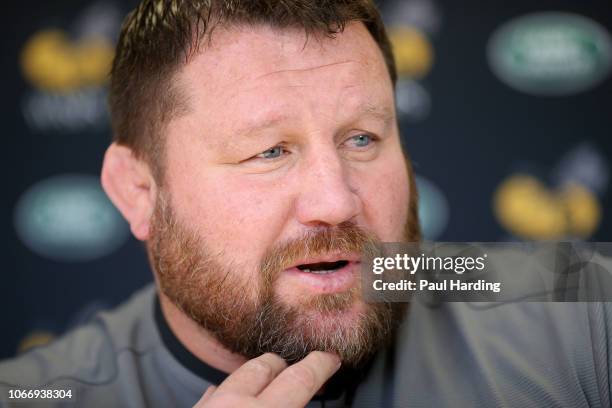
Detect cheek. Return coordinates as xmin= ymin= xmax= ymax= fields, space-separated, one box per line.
xmin=165 ymin=165 xmax=292 ymax=267
xmin=355 ymin=155 xmax=410 ymax=242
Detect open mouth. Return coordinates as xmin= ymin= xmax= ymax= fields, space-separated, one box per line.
xmin=283 ymin=256 xmax=359 ymax=293
xmin=296 ymin=260 xmax=349 ymax=274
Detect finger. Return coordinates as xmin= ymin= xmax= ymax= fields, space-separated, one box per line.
xmin=202 ymin=385 xmax=217 ymax=402
xmin=215 ymin=353 xmax=288 ymax=396
xmin=194 ymin=385 xmax=217 ymax=407
xmin=258 ymin=351 xmax=341 ymax=408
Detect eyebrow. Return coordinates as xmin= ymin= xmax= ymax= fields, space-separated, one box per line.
xmin=234 ymin=102 xmax=395 ymax=138
xmin=233 ymin=115 xmax=289 ymax=139
xmin=359 ymin=103 xmax=395 ymax=122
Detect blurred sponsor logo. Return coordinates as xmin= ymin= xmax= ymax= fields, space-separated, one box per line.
xmin=416 ymin=175 xmax=449 ymax=240
xmin=17 ymin=330 xmax=56 ymax=354
xmin=19 ymin=2 xmax=121 ymax=132
xmin=396 ymin=78 xmax=432 ymax=122
xmin=383 ymin=0 xmax=442 ymax=37
xmin=488 ymin=12 xmax=612 ymax=96
xmin=389 ymin=26 xmax=435 ymax=79
xmin=14 ymin=174 xmax=129 ymax=262
xmin=494 ymin=174 xmax=601 ymax=239
xmin=22 ymin=88 xmax=107 ymax=132
xmin=553 ymin=143 xmax=609 ymax=196
xmin=21 ymin=29 xmax=113 ymax=92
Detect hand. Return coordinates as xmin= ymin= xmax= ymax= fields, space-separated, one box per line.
xmin=193 ymin=351 xmax=341 ymax=408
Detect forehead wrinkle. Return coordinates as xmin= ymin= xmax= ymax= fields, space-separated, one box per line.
xmin=254 ymin=60 xmax=359 ymax=81
xmin=330 ymin=82 xmax=395 ymax=124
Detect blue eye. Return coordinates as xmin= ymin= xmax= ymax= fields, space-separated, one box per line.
xmin=258 ymin=146 xmax=284 ymax=159
xmin=350 ymin=134 xmax=372 ymax=147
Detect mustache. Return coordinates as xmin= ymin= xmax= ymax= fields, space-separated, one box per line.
xmin=259 ymin=221 xmax=381 ymax=286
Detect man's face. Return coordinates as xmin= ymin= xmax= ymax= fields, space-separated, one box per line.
xmin=150 ymin=22 xmax=416 ymax=366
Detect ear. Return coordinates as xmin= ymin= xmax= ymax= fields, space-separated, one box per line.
xmin=101 ymin=143 xmax=157 ymax=241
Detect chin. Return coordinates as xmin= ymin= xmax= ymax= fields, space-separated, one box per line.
xmin=290 ymin=298 xmax=370 ymax=334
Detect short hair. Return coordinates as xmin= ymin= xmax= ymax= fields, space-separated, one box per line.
xmin=108 ymin=0 xmax=397 ymax=178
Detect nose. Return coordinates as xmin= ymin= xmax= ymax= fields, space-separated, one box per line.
xmin=294 ymin=147 xmax=361 ymax=228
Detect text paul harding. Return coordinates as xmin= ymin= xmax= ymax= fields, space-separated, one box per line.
xmin=370 ymin=253 xmax=502 ymax=293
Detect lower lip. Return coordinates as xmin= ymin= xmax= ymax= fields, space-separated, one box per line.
xmin=282 ymin=261 xmax=360 ymax=294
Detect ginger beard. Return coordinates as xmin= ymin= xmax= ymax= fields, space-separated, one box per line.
xmin=149 ymin=164 xmax=420 ymax=368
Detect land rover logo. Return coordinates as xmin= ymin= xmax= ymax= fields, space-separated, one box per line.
xmin=488 ymin=12 xmax=612 ymax=96
xmin=14 ymin=174 xmax=129 ymax=262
